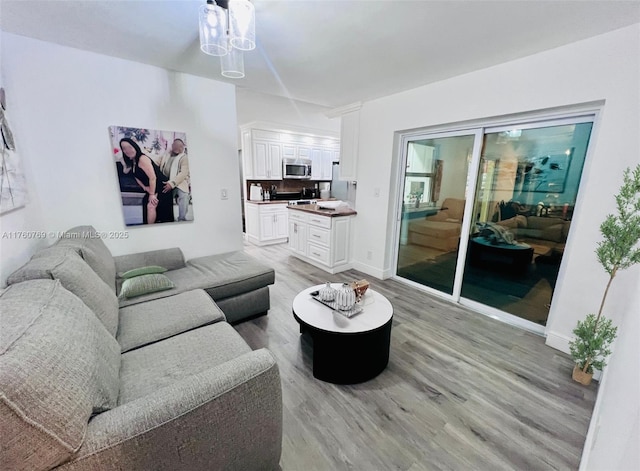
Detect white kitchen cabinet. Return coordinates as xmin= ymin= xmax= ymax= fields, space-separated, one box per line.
xmin=246 ymin=203 xmax=289 ymax=246
xmin=252 ymin=140 xmax=282 ymax=180
xmin=407 ymin=144 xmax=435 ymax=173
xmin=338 ymin=110 xmax=360 ymax=181
xmin=310 ymin=148 xmax=322 ymax=180
xmin=240 ymin=123 xmax=339 ymax=183
xmin=242 ymin=131 xmax=254 ymax=179
xmin=287 ymin=209 xmax=353 ymax=274
xmin=321 ymin=148 xmax=333 ymax=179
xmin=288 ymin=220 xmax=307 ymax=256
xmin=310 ymin=147 xmax=334 ymax=181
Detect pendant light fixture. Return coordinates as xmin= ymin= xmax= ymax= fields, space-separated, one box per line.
xmin=199 ymin=0 xmax=255 ymax=79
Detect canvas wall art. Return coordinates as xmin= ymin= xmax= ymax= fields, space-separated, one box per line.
xmin=109 ymin=126 xmax=193 ymax=226
xmin=516 ymin=150 xmax=573 ymax=193
xmin=0 ymin=87 xmax=28 ymax=214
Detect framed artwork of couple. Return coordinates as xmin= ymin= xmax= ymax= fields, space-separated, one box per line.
xmin=109 ymin=126 xmax=194 ymax=226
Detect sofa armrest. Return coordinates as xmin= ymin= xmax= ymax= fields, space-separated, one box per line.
xmin=58 ymin=349 xmax=282 ymax=471
xmin=114 ymin=248 xmax=186 ymax=274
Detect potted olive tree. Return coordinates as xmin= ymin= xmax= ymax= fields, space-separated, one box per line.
xmin=569 ymin=164 xmax=640 ymax=385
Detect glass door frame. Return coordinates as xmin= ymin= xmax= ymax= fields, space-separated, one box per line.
xmin=391 ymin=110 xmax=600 ymax=336
xmin=391 ymin=128 xmax=484 ymax=303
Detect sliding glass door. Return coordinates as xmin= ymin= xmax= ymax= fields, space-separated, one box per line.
xmin=394 ymin=115 xmax=594 ymax=331
xmin=460 ymin=120 xmax=593 ymax=326
xmin=396 ymin=132 xmax=476 ymax=295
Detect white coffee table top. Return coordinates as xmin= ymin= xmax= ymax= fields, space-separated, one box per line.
xmin=292 ymin=284 xmax=393 ymax=334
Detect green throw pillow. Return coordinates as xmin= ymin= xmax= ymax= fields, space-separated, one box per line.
xmin=119 ymin=274 xmax=175 ymax=299
xmin=119 ymin=265 xmax=167 ymax=279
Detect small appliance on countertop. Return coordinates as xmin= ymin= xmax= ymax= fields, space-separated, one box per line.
xmin=288 ymin=199 xmax=317 ymax=206
xmin=301 ymin=187 xmax=319 ymax=199
xmin=249 ymin=183 xmax=263 ymax=201
xmin=271 ymin=191 xmax=302 ymax=201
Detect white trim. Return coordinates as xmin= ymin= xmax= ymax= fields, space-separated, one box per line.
xmin=351 ymin=260 xmax=388 ymax=280
xmin=452 ymin=129 xmax=484 ymax=299
xmin=396 ymin=100 xmax=604 ymax=137
xmin=392 ymin=274 xmax=459 ymax=303
xmin=460 ymin=298 xmax=546 ymax=336
xmin=545 ymin=330 xmax=572 ymax=354
xmin=325 ymin=102 xmax=363 ymax=118
xmin=388 ymin=102 xmax=600 ymax=339
xmin=239 ymin=120 xmax=340 ymax=139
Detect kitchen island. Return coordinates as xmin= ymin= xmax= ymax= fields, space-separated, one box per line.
xmin=288 ymin=204 xmax=357 ymax=274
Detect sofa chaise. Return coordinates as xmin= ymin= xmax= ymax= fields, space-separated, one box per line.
xmin=0 ymin=226 xmax=282 ymax=470
xmin=407 ymin=198 xmax=465 ymax=252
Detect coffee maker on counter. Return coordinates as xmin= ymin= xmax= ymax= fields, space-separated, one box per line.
xmin=301 ymin=186 xmax=319 ymax=199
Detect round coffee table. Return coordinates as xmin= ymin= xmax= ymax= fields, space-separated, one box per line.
xmin=292 ymin=284 xmax=393 ymax=384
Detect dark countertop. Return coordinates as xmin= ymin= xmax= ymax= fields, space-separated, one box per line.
xmin=288 ymin=203 xmax=357 ymax=217
xmin=245 ymin=200 xmax=291 ymax=205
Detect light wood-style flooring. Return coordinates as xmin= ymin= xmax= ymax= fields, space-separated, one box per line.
xmin=235 ymin=243 xmax=597 ymax=471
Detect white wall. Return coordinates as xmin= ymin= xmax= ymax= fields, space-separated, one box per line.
xmin=351 ymin=23 xmax=640 ymax=468
xmin=351 ymin=23 xmax=639 ymax=345
xmin=0 ymin=33 xmax=243 ymax=284
xmin=580 ymin=275 xmax=640 ymax=470
xmin=235 ymin=88 xmax=339 ymax=146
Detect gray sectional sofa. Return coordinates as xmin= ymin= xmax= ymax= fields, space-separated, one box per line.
xmin=0 ymin=226 xmax=282 ymax=470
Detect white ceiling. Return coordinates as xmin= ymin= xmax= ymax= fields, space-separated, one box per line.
xmin=2 ymin=1 xmax=639 ymax=108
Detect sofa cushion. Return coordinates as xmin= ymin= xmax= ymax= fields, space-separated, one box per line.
xmin=436 ymin=198 xmax=466 ymax=221
xmin=496 ymin=215 xmax=527 ymax=230
xmin=114 ymin=248 xmax=186 ymax=275
xmin=119 ymin=273 xmax=175 ymax=299
xmin=118 ymin=322 xmax=251 ymax=404
xmin=117 ymin=251 xmax=275 ymax=307
xmin=185 ymin=251 xmax=276 ymax=300
xmin=120 ymin=265 xmax=168 ymax=279
xmin=117 ymin=289 xmax=226 ymax=353
xmin=6 ymin=249 xmax=119 ymax=337
xmin=0 ymin=280 xmax=121 ymax=471
xmin=50 ymin=225 xmax=116 ymax=292
xmin=408 ymin=219 xmax=461 ymax=239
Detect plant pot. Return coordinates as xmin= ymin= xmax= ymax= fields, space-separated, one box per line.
xmin=572 ymin=365 xmax=593 ymax=386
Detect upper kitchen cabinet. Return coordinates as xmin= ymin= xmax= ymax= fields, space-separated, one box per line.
xmin=327 ymin=103 xmax=361 ymax=181
xmin=253 ymin=140 xmax=282 ymax=180
xmin=240 ymin=122 xmax=339 ymax=182
xmin=242 ymin=131 xmax=254 ymax=178
xmin=406 ymin=144 xmax=435 ymax=174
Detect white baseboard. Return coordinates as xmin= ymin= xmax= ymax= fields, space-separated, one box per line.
xmin=351 ymin=260 xmax=386 ymax=280
xmin=545 ymin=330 xmax=572 ymax=354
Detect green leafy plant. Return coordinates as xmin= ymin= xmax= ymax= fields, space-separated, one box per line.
xmin=569 ymin=164 xmax=640 ymax=374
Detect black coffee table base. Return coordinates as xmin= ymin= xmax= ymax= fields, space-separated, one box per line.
xmin=294 ymin=313 xmax=392 ymax=385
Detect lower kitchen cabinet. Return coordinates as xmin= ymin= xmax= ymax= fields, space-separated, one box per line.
xmin=287 ymin=209 xmax=353 ymax=274
xmin=246 ymin=202 xmax=289 ymax=246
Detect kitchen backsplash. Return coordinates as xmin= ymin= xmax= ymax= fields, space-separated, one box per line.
xmin=246 ymin=180 xmax=322 ymax=197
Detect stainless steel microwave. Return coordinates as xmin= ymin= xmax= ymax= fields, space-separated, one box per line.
xmin=283 ymin=158 xmax=312 ymax=179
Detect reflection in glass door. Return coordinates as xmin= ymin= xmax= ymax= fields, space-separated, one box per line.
xmin=461 ymin=121 xmax=593 ymax=326
xmin=394 ymin=115 xmax=595 ymax=332
xmin=396 ymin=134 xmax=476 ymax=295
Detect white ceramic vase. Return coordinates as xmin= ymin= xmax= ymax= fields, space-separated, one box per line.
xmin=319 ymin=282 xmax=337 ymax=302
xmin=335 ymin=282 xmax=356 ymax=311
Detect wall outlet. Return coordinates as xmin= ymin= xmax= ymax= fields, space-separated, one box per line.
xmin=221 ymin=189 xmax=228 ymax=200
xmin=374 ymin=188 xmax=380 ymax=198
xmin=367 ymin=250 xmax=373 ymax=260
